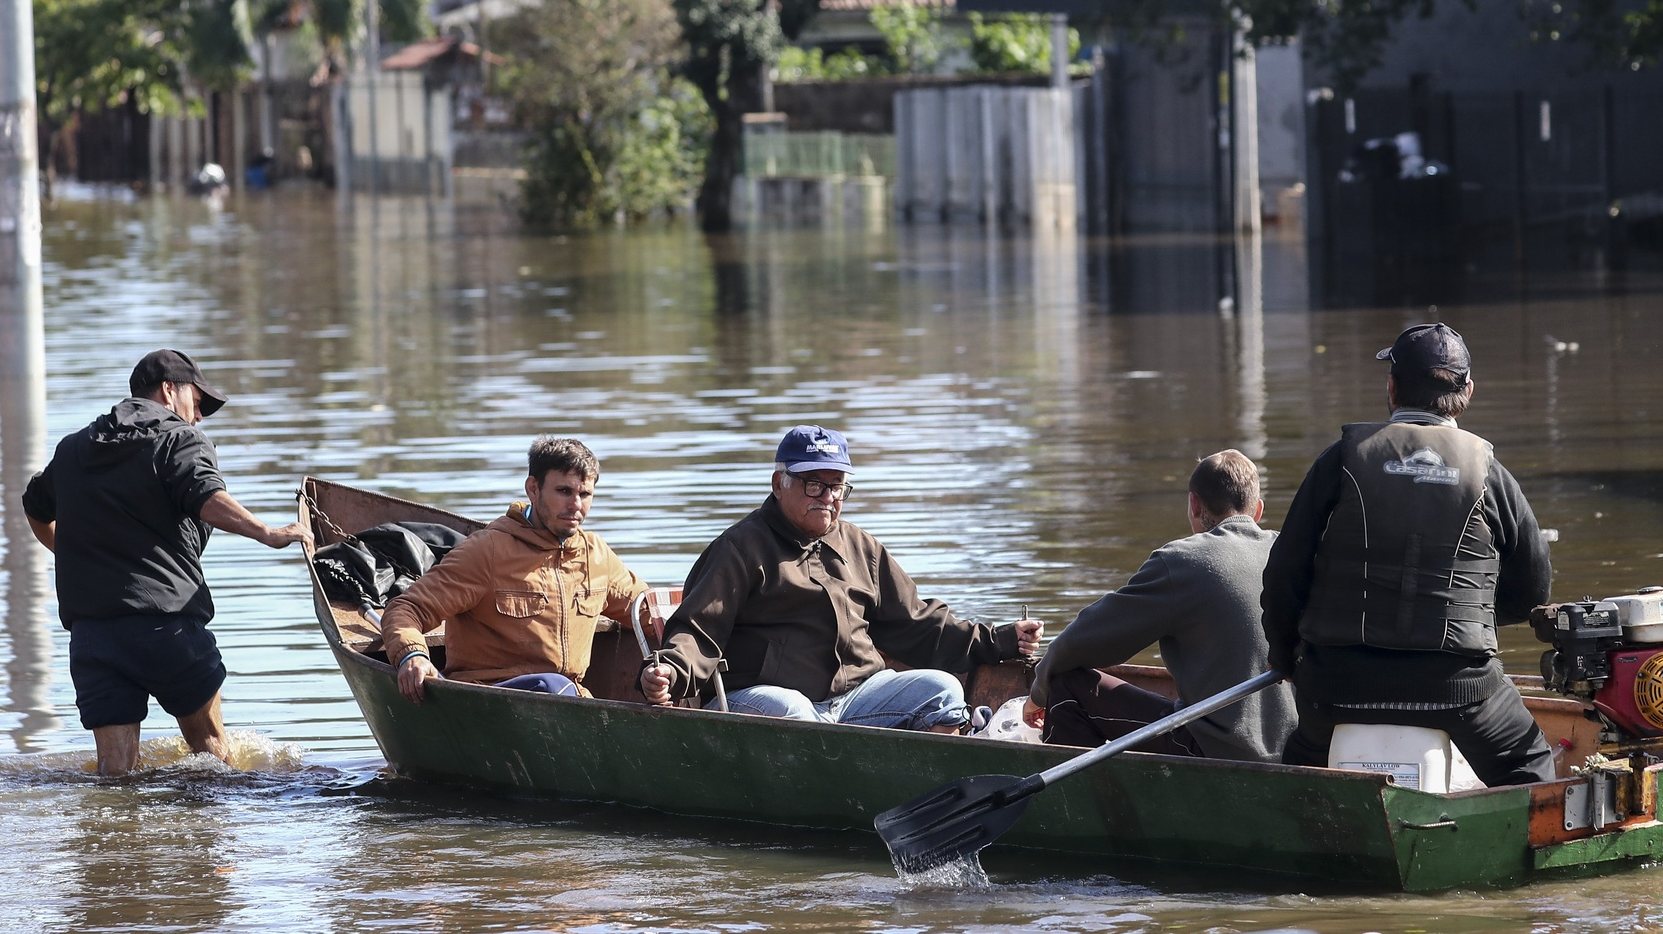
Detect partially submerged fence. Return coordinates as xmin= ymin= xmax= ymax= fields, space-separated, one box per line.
xmin=893 ymin=85 xmax=1078 ymax=230
xmin=744 ymin=130 xmax=896 ymax=179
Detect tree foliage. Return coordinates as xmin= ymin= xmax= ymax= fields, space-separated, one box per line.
xmin=32 ymin=0 xmax=202 ymax=198
xmin=284 ymin=0 xmax=428 ymax=76
xmin=1517 ymin=0 xmax=1663 ymax=69
xmin=870 ymin=6 xmax=949 ymax=74
xmin=1229 ymin=0 xmax=1663 ymax=90
xmin=672 ymin=0 xmax=782 ymax=231
xmin=966 ymin=12 xmax=1079 ymax=74
xmin=494 ymin=0 xmax=707 ymax=227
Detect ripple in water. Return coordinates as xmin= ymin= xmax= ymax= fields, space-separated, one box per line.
xmin=0 ymin=729 xmax=310 ymax=779
xmin=893 ymin=854 xmax=991 ymax=890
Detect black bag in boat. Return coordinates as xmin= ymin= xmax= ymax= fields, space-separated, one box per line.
xmin=313 ymin=521 xmax=469 ymax=608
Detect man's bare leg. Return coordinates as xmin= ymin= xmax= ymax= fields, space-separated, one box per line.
xmin=91 ymin=724 xmax=142 ymax=775
xmin=176 ymin=692 xmax=231 ymax=765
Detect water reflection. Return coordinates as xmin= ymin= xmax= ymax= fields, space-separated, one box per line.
xmin=0 ymin=287 xmax=56 ymax=751
xmin=54 ymin=784 xmax=236 ymax=933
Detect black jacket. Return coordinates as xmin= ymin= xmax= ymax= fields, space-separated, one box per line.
xmin=21 ymin=398 xmax=226 ymax=627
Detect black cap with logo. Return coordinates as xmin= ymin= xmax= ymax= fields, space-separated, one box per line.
xmin=128 ymin=349 xmax=229 ymax=418
xmin=1375 ymin=323 xmax=1471 ymax=387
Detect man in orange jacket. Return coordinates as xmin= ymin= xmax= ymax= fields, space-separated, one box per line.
xmin=380 ymin=437 xmax=648 ymax=702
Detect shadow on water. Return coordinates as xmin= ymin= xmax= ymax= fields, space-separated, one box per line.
xmin=332 ymin=767 xmax=1383 ymax=900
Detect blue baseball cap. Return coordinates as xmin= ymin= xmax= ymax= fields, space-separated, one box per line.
xmin=775 ymin=425 xmax=854 ymax=475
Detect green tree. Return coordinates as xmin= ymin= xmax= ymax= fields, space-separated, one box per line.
xmin=494 ymin=0 xmax=705 ymax=227
xmin=291 ymin=0 xmax=427 ymax=77
xmin=1230 ymin=0 xmax=1663 ymax=90
xmin=966 ymin=12 xmax=1077 ymax=75
xmin=673 ymin=0 xmax=782 ymax=231
xmin=870 ymin=5 xmax=947 ymax=74
xmin=32 ymin=0 xmax=197 ymax=199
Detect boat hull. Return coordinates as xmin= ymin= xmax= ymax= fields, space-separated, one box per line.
xmin=303 ymin=477 xmax=1663 ymax=892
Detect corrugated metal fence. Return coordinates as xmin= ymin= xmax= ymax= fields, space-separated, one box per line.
xmin=893 ymin=85 xmax=1079 ymax=229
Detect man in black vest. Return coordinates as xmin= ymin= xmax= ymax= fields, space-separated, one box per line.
xmin=1261 ymin=324 xmax=1556 ymax=786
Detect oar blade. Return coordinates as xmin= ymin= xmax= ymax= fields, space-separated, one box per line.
xmin=875 ymin=774 xmax=1034 ymax=873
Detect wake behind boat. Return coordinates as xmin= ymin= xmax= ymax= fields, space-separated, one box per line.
xmin=298 ymin=476 xmax=1663 ymax=892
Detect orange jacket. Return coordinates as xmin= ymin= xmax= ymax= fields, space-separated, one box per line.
xmin=380 ymin=502 xmax=646 ymax=689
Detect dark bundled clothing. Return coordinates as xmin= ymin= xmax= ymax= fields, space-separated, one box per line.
xmin=22 ymin=398 xmax=225 ymax=628
xmin=656 ymin=495 xmax=1019 ymax=702
xmin=313 ymin=522 xmax=469 ymax=608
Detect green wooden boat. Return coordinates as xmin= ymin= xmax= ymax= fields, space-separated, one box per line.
xmin=299 ymin=477 xmax=1663 ymax=892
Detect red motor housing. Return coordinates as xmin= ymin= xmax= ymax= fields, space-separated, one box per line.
xmin=1593 ymin=648 xmax=1663 ymax=738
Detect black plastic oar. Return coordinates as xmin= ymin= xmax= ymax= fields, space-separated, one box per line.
xmin=875 ymin=669 xmax=1284 ymax=872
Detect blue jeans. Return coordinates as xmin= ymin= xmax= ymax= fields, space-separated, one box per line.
xmin=495 ymin=673 xmax=580 ymax=696
xmin=712 ymin=668 xmax=970 ymax=731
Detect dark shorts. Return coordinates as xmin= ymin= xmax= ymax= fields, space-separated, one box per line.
xmin=68 ymin=616 xmax=226 ymax=730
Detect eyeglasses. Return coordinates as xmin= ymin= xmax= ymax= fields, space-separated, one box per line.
xmin=797 ymin=477 xmax=854 ymax=501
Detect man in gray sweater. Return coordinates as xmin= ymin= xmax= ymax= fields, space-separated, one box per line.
xmin=1023 ymin=450 xmax=1296 ymax=762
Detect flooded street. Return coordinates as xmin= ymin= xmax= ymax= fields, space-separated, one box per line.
xmin=4 ymin=190 xmax=1663 ymax=931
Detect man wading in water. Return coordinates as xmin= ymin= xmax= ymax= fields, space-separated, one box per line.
xmin=22 ymin=349 xmax=311 ymax=775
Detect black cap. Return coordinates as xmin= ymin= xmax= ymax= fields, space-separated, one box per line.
xmin=1375 ymin=323 xmax=1471 ymax=386
xmin=129 ymin=349 xmax=229 ymax=418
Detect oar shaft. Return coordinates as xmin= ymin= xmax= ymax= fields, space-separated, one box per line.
xmin=1033 ymin=670 xmax=1283 ymax=789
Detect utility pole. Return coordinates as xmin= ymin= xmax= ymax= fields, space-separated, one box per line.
xmin=1050 ymin=14 xmax=1069 ymax=89
xmin=1 ymin=0 xmax=45 ymax=337
xmin=0 ymin=0 xmax=51 ymax=754
xmin=365 ymin=0 xmax=380 ymax=194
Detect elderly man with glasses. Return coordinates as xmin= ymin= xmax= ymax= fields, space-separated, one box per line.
xmin=1261 ymin=324 xmax=1557 ymax=786
xmin=640 ymin=425 xmax=1042 ymax=732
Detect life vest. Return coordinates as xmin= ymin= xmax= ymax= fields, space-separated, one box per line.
xmin=1300 ymin=422 xmax=1501 ymax=656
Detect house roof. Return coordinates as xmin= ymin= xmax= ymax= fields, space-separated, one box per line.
xmin=380 ymin=36 xmax=502 ymax=71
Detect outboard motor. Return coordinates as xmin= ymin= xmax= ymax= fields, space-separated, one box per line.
xmin=1535 ymin=587 xmax=1663 ymax=743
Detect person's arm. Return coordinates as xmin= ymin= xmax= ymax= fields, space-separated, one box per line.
xmin=26 ymin=516 xmax=55 ymax=552
xmin=198 ymin=490 xmax=311 ymax=549
xmin=380 ymin=531 xmax=493 ymax=702
xmin=1260 ymin=443 xmax=1344 ymax=676
xmin=1030 ymin=551 xmax=1184 ymax=708
xmin=866 ymin=544 xmax=1016 ymax=670
xmin=597 ymin=540 xmax=650 ymax=623
xmin=21 ymin=465 xmax=56 ymax=552
xmin=157 ymin=425 xmax=308 ymax=549
xmin=645 ymin=537 xmax=749 ymax=700
xmin=1487 ymin=460 xmax=1553 ymax=625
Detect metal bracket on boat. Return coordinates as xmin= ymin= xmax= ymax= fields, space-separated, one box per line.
xmin=1564 ymin=770 xmax=1625 ymax=831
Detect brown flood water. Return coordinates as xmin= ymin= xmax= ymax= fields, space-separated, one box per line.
xmin=4 ymin=188 xmax=1663 ymax=931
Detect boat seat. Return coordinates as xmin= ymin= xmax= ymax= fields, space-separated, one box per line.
xmin=1328 ymin=723 xmax=1485 ymax=793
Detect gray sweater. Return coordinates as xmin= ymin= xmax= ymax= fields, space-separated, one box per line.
xmin=1033 ymin=515 xmax=1296 ymax=762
